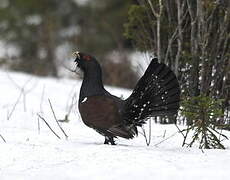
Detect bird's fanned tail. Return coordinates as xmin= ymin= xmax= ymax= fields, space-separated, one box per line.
xmin=123 ymin=58 xmax=180 ymax=127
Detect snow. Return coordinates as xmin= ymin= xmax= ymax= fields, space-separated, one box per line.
xmin=0 ymin=70 xmax=230 ymax=180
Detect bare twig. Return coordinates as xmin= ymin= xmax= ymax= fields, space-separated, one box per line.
xmin=63 ymin=83 xmax=79 ymax=122
xmin=154 ymin=131 xmax=179 ymax=147
xmin=163 ymin=130 xmax=166 ymax=138
xmin=141 ymin=119 xmax=152 ymax=146
xmin=7 ymin=91 xmax=23 ymax=120
xmin=6 ymin=73 xmax=37 ymax=113
xmin=37 ymin=116 xmax=40 ymax=134
xmin=48 ymin=99 xmax=68 ymax=139
xmin=6 ymin=72 xmax=32 ymax=90
xmin=141 ymin=127 xmax=148 ymax=146
xmin=40 ymin=85 xmax=46 ymax=114
xmin=174 ymin=123 xmax=186 ymax=139
xmin=0 ymin=133 xmax=6 ymax=143
xmin=37 ymin=114 xmax=61 ymax=139
xmin=67 ymin=92 xmax=77 ymax=117
xmin=148 ymin=119 xmax=152 ymax=145
xmin=181 ymin=125 xmax=195 ymax=147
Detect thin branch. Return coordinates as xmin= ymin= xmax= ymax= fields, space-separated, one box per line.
xmin=141 ymin=127 xmax=150 ymax=146
xmin=6 ymin=73 xmax=38 ymax=112
xmin=140 ymin=118 xmax=152 ymax=146
xmin=6 ymin=72 xmax=32 ymax=90
xmin=148 ymin=119 xmax=152 ymax=145
xmin=67 ymin=92 xmax=77 ymax=116
xmin=37 ymin=116 xmax=40 ymax=134
xmin=64 ymin=83 xmax=79 ymax=121
xmin=0 ymin=133 xmax=6 ymax=143
xmin=39 ymin=85 xmax=46 ymax=114
xmin=37 ymin=114 xmax=61 ymax=139
xmin=48 ymin=99 xmax=68 ymax=140
xmin=174 ymin=123 xmax=186 ymax=139
xmin=154 ymin=131 xmax=179 ymax=147
xmin=7 ymin=90 xmax=23 ymax=120
xmin=182 ymin=127 xmax=190 ymax=147
xmin=163 ymin=129 xmax=166 ymax=138
xmin=146 ymin=0 xmax=159 ymax=18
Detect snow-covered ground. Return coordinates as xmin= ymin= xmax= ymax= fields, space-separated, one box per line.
xmin=0 ymin=70 xmax=230 ymax=180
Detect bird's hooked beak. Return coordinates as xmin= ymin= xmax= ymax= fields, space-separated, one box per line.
xmin=71 ymin=51 xmax=82 ymax=74
xmin=73 ymin=51 xmax=81 ymax=65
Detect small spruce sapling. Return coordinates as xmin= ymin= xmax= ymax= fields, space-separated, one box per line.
xmin=181 ymin=95 xmax=228 ymax=149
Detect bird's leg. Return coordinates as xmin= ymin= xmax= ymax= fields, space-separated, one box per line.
xmin=104 ymin=136 xmax=116 ymax=145
xmin=109 ymin=137 xmax=116 ymax=145
xmin=104 ymin=136 xmax=109 ymax=144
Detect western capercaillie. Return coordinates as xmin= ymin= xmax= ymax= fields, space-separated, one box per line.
xmin=73 ymin=52 xmax=180 ymax=145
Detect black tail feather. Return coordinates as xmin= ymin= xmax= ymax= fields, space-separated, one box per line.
xmin=123 ymin=58 xmax=180 ymax=126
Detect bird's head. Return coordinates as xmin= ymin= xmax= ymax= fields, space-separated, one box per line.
xmin=73 ymin=51 xmax=97 ymax=71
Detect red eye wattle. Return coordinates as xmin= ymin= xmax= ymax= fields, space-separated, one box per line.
xmin=83 ymin=55 xmax=91 ymax=61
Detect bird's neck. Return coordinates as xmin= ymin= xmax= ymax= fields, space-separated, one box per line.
xmin=79 ymin=64 xmax=105 ymax=102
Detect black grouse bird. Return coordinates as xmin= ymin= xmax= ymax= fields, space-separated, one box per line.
xmin=73 ymin=51 xmax=180 ymax=145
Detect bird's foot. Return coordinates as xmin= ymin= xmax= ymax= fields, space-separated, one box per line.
xmin=104 ymin=137 xmax=116 ymax=145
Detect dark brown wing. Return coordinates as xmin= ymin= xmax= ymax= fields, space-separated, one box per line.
xmin=79 ymin=96 xmax=122 ymax=129
xmin=79 ymin=95 xmax=135 ymax=138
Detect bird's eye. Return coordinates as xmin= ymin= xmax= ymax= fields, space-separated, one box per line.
xmin=83 ymin=55 xmax=91 ymax=61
